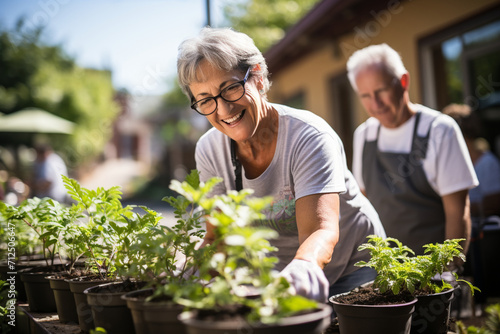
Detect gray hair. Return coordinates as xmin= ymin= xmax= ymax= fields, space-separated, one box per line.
xmin=346 ymin=43 xmax=407 ymax=91
xmin=177 ymin=27 xmax=270 ymax=101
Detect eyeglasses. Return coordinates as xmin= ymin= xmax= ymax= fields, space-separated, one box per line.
xmin=191 ymin=67 xmax=251 ymax=116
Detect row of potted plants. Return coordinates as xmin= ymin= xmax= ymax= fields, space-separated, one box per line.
xmin=0 ymin=170 xmax=330 ymax=334
xmin=1 ymin=169 xmax=487 ymax=334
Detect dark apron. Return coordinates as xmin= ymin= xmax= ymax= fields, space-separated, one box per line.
xmin=362 ymin=111 xmax=445 ymax=254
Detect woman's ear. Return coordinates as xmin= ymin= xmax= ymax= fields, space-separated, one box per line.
xmin=400 ymin=72 xmax=409 ymax=90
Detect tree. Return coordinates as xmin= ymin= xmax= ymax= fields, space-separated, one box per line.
xmin=0 ymin=19 xmax=119 ymax=169
xmin=221 ymin=0 xmax=321 ymax=52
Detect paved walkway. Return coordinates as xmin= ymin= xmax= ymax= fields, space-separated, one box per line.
xmin=78 ymin=158 xmax=176 ymax=226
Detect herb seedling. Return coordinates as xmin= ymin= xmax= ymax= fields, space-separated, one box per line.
xmin=175 ymin=176 xmax=318 ymax=324
xmin=1 ymin=197 xmax=79 ymax=270
xmin=63 ymin=176 xmax=160 ymax=280
xmin=355 ymin=235 xmax=480 ymax=296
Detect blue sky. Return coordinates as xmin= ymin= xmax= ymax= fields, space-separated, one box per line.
xmin=0 ymin=0 xmax=226 ymax=95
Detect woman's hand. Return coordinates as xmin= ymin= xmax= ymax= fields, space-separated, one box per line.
xmin=280 ymin=259 xmax=329 ymax=302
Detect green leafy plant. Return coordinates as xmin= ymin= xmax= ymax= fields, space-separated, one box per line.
xmin=128 ymin=170 xmax=218 ymax=301
xmin=0 ymin=203 xmax=40 ymax=262
xmin=1 ymin=197 xmax=79 ymax=269
xmin=0 ymin=280 xmax=14 ymax=334
xmin=62 ymin=175 xmax=161 ymax=280
xmin=355 ymin=235 xmax=480 ymax=296
xmin=456 ymin=303 xmax=500 ymax=334
xmin=173 ymin=172 xmax=318 ymax=324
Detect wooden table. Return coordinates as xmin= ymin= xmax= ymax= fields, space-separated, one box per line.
xmin=16 ymin=304 xmax=81 ymax=334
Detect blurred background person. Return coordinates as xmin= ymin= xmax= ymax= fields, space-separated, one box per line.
xmin=443 ymin=103 xmax=500 ymax=309
xmin=32 ymin=144 xmax=69 ymax=203
xmin=443 ymin=103 xmax=500 ymax=219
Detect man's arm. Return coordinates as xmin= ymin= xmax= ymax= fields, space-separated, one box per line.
xmin=442 ymin=189 xmax=471 ymax=256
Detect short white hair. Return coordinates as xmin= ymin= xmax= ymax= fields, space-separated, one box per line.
xmin=346 ymin=43 xmax=407 ymax=91
xmin=177 ymin=27 xmax=270 ymax=101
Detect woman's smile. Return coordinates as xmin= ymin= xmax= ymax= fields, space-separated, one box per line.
xmin=222 ymin=110 xmax=245 ymax=126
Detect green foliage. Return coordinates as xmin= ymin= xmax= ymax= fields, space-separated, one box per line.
xmin=174 ymin=171 xmax=318 ymax=324
xmin=117 ymin=170 xmax=215 ymax=301
xmin=456 ymin=304 xmax=500 ymax=334
xmin=0 ymin=201 xmax=40 ymax=260
xmin=222 ymin=0 xmax=321 ymax=52
xmin=1 ymin=196 xmax=80 ymax=269
xmin=0 ymin=19 xmax=119 ymax=167
xmin=0 ymin=280 xmax=14 ymax=334
xmin=63 ymin=175 xmax=161 ymax=280
xmin=356 ymin=236 xmax=479 ymax=296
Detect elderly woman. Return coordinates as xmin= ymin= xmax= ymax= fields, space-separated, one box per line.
xmin=176 ymin=27 xmax=385 ymax=302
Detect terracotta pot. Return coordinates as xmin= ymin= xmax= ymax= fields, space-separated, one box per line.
xmin=121 ymin=288 xmax=153 ymax=334
xmin=178 ymin=303 xmax=332 ymax=334
xmin=46 ymin=275 xmax=79 ymax=323
xmin=330 ymin=295 xmax=417 ymax=334
xmin=84 ymin=281 xmax=145 ymax=334
xmin=66 ymin=276 xmax=110 ymax=333
xmin=411 ymin=287 xmax=455 ymax=334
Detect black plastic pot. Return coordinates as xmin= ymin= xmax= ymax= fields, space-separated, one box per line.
xmin=330 ymin=295 xmax=417 ymax=334
xmin=66 ymin=276 xmax=110 ymax=333
xmin=84 ymin=280 xmax=145 ymax=334
xmin=20 ymin=270 xmax=57 ymax=312
xmin=121 ymin=288 xmax=153 ymax=334
xmin=178 ymin=303 xmax=332 ymax=334
xmin=411 ymin=287 xmax=455 ymax=334
xmin=0 ymin=263 xmax=32 ymax=302
xmin=46 ymin=275 xmax=79 ymax=323
xmin=121 ymin=288 xmax=185 ymax=334
xmin=143 ymin=300 xmax=186 ymax=334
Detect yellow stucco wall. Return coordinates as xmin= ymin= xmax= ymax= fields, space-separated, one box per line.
xmin=267 ymin=0 xmax=499 ymax=127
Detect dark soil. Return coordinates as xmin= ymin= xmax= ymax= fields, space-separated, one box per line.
xmin=66 ymin=274 xmax=108 ymax=282
xmin=89 ymin=280 xmax=146 ymax=293
xmin=331 ymin=284 xmax=415 ymax=305
xmin=196 ymin=305 xmax=252 ymax=322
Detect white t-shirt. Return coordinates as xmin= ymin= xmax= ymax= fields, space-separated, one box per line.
xmin=34 ymin=152 xmax=68 ymax=203
xmin=469 ymin=151 xmax=500 ymax=204
xmin=195 ymin=103 xmax=385 ymax=285
xmin=353 ymin=104 xmax=478 ymax=196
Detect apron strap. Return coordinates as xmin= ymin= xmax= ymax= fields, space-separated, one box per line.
xmin=231 ymin=139 xmax=242 ymax=191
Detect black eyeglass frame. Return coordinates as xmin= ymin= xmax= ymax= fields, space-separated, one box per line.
xmin=190 ymin=67 xmax=251 ymax=116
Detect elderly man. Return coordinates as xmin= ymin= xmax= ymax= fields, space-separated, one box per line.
xmin=347 ymin=44 xmax=478 ymax=263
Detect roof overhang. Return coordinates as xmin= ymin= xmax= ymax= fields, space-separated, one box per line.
xmin=264 ymin=0 xmax=408 ymax=75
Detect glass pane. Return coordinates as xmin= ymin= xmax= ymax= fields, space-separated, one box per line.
xmin=463 ymin=20 xmax=500 ymax=49
xmin=469 ymin=51 xmax=500 ymax=100
xmin=441 ymin=37 xmax=464 ymax=103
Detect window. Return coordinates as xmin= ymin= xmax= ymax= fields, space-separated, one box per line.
xmin=419 ymin=5 xmax=500 ymax=155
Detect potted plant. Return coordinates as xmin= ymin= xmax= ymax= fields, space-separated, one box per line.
xmin=0 ymin=202 xmax=40 ymax=303
xmin=45 ymin=209 xmax=88 ymax=324
xmin=175 ymin=173 xmax=331 ymax=334
xmin=61 ymin=175 xmax=160 ymax=333
xmin=121 ymin=170 xmax=217 ymax=334
xmin=83 ymin=204 xmax=162 ymax=334
xmin=330 ymin=235 xmax=479 ymax=334
xmin=1 ymin=197 xmax=75 ymax=312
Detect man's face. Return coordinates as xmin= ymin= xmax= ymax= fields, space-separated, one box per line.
xmin=355 ymin=65 xmax=407 ymax=128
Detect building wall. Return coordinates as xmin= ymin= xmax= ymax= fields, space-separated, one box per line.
xmin=267 ymin=0 xmax=498 ymax=128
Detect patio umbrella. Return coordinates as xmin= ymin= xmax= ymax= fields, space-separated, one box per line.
xmin=0 ymin=107 xmax=75 ymax=134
